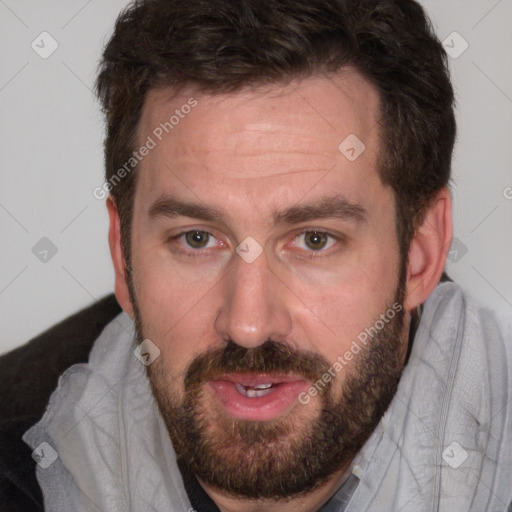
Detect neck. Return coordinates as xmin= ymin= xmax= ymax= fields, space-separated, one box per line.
xmin=197 ymin=463 xmax=353 ymax=512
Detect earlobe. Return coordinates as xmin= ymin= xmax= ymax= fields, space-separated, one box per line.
xmin=403 ymin=187 xmax=453 ymax=312
xmin=106 ymin=196 xmax=134 ymax=317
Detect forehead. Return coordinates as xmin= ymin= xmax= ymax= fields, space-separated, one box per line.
xmin=140 ymin=70 xmax=379 ymax=157
xmin=135 ymin=70 xmax=386 ymax=218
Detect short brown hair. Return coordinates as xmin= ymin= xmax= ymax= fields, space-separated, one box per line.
xmin=96 ymin=0 xmax=455 ymax=268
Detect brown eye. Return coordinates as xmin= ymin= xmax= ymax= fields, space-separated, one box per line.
xmin=293 ymin=230 xmax=338 ymax=254
xmin=184 ymin=230 xmax=211 ymax=249
xmin=304 ymin=231 xmax=328 ymax=250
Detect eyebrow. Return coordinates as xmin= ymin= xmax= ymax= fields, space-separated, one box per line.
xmin=148 ymin=196 xmax=228 ymax=224
xmin=148 ymin=194 xmax=367 ymax=226
xmin=273 ymin=195 xmax=367 ymax=225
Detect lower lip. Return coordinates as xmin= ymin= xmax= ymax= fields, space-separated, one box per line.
xmin=207 ymin=379 xmax=310 ymax=421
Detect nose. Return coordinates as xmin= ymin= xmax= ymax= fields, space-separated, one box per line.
xmin=214 ymin=250 xmax=292 ymax=349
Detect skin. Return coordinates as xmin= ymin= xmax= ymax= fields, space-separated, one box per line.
xmin=107 ymin=69 xmax=452 ymax=512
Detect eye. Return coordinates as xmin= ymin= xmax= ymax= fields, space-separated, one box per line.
xmin=294 ymin=231 xmax=337 ymax=252
xmin=178 ymin=230 xmax=219 ymax=250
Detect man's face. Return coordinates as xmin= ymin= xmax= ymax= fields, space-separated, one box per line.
xmin=125 ymin=71 xmax=409 ymax=498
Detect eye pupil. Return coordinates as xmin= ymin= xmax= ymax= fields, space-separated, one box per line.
xmin=305 ymin=231 xmax=327 ymax=250
xmin=186 ymin=230 xmax=209 ymax=248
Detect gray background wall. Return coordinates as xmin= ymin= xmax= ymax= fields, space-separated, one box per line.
xmin=1 ymin=0 xmax=511 ymax=355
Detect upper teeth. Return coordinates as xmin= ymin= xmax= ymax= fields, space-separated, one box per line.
xmin=235 ymin=383 xmax=274 ymax=398
xmin=253 ymin=383 xmax=272 ymax=389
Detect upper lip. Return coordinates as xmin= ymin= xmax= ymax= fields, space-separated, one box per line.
xmin=209 ymin=373 xmax=306 ymax=387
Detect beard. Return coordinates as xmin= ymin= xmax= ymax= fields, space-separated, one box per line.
xmin=128 ymin=270 xmax=407 ymax=501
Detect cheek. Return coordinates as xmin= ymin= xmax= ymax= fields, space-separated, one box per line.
xmin=132 ymin=261 xmax=219 ymax=372
xmin=289 ymin=244 xmax=400 ymax=364
xmin=132 ymin=233 xmax=216 ymax=321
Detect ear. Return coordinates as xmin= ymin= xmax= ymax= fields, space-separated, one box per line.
xmin=403 ymin=187 xmax=453 ymax=312
xmin=106 ymin=196 xmax=134 ymax=317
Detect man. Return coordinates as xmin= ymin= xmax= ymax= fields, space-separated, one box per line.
xmin=1 ymin=0 xmax=511 ymax=510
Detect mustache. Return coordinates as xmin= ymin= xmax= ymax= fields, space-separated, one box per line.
xmin=184 ymin=340 xmax=332 ymax=390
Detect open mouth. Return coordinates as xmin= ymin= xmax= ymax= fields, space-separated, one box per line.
xmin=207 ymin=373 xmax=310 ymax=421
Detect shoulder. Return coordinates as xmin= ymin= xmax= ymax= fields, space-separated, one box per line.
xmin=0 ymin=294 xmax=121 ymax=511
xmin=425 ymin=282 xmax=512 ymax=508
xmin=421 ymin=281 xmax=512 ymax=382
xmin=426 ymin=281 xmax=512 ymax=349
xmin=0 ymin=294 xmax=122 ymax=421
